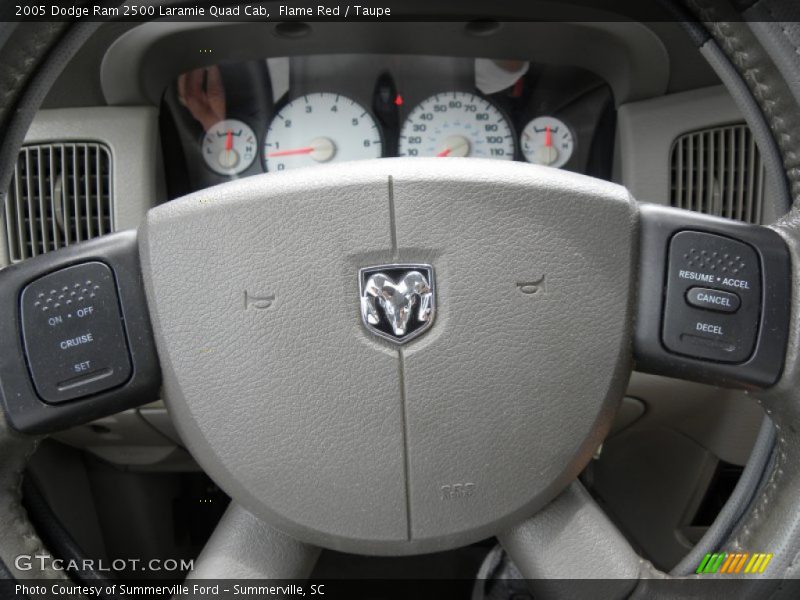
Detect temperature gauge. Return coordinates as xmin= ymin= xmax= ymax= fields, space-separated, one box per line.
xmin=520 ymin=116 xmax=574 ymax=168
xmin=202 ymin=119 xmax=257 ymax=176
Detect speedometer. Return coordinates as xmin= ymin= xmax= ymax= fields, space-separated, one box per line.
xmin=263 ymin=93 xmax=382 ymax=171
xmin=398 ymin=92 xmax=514 ymax=160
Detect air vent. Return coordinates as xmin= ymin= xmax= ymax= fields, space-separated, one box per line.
xmin=3 ymin=143 xmax=113 ymax=263
xmin=670 ymin=124 xmax=765 ymax=224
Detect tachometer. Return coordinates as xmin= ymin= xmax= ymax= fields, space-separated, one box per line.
xmin=202 ymin=119 xmax=257 ymax=176
xmin=397 ymin=92 xmax=514 ymax=160
xmin=520 ymin=116 xmax=574 ymax=168
xmin=263 ymin=93 xmax=382 ymax=171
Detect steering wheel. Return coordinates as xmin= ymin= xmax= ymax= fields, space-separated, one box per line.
xmin=2 ymin=4 xmax=800 ymax=599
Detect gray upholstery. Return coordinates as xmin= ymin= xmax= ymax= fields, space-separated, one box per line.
xmin=731 ymin=17 xmax=800 ymax=586
xmin=746 ymin=3 xmax=800 ymax=127
xmin=0 ymin=412 xmax=75 ymax=586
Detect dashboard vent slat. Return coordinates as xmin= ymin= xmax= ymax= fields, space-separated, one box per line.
xmin=670 ymin=124 xmax=765 ymax=224
xmin=24 ymin=148 xmax=38 ymax=258
xmin=3 ymin=142 xmax=113 ymax=263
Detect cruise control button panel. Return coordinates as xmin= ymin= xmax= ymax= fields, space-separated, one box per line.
xmin=662 ymin=231 xmax=760 ymax=363
xmin=21 ymin=262 xmax=132 ymax=403
xmin=635 ymin=205 xmax=790 ymax=389
xmin=0 ymin=231 xmax=161 ymax=433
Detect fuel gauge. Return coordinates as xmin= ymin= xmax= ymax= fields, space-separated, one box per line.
xmin=202 ymin=119 xmax=257 ymax=176
xmin=520 ymin=116 xmax=574 ymax=168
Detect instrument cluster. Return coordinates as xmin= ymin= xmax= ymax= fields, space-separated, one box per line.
xmin=163 ymin=55 xmax=612 ymax=194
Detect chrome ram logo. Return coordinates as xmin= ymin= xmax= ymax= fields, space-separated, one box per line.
xmin=358 ymin=264 xmax=436 ymax=344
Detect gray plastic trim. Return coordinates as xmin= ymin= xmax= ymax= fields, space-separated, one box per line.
xmin=0 ymin=107 xmax=160 ymax=269
xmin=0 ymin=22 xmax=102 ymax=270
xmin=499 ymin=482 xmax=643 ymax=598
xmin=189 ymin=503 xmax=320 ymax=579
xmin=100 ymin=21 xmax=668 ymax=107
xmin=22 ymin=107 xmax=160 ymax=231
xmin=618 ymin=85 xmax=750 ymax=208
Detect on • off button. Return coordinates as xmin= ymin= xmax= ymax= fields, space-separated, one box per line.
xmin=686 ymin=287 xmax=741 ymax=314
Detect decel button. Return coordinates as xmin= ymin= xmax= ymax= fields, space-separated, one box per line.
xmin=20 ymin=262 xmax=132 ymax=404
xmin=686 ymin=287 xmax=740 ymax=313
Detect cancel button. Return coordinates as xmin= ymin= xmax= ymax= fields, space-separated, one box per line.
xmin=686 ymin=287 xmax=740 ymax=314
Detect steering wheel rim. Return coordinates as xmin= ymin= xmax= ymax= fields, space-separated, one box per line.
xmin=1 ymin=3 xmax=800 ymax=598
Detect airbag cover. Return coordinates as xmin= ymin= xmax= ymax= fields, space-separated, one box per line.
xmin=139 ymin=159 xmax=636 ymax=554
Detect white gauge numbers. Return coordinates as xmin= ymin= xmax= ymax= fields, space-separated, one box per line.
xmin=202 ymin=119 xmax=257 ymax=176
xmin=397 ymin=92 xmax=514 ymax=160
xmin=520 ymin=116 xmax=574 ymax=168
xmin=263 ymin=93 xmax=382 ymax=171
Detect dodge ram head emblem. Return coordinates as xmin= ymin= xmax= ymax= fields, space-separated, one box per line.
xmin=359 ymin=264 xmax=436 ymax=344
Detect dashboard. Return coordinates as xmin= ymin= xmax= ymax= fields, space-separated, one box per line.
xmin=160 ymin=54 xmax=615 ymax=197
xmin=5 ymin=17 xmax=778 ymax=573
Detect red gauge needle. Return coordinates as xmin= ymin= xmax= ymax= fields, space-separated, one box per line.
xmin=266 ymin=146 xmax=316 ymax=157
xmin=436 ymin=136 xmax=470 ymax=158
xmin=545 ymin=126 xmax=552 ymax=148
xmin=225 ymin=130 xmax=233 ymax=152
